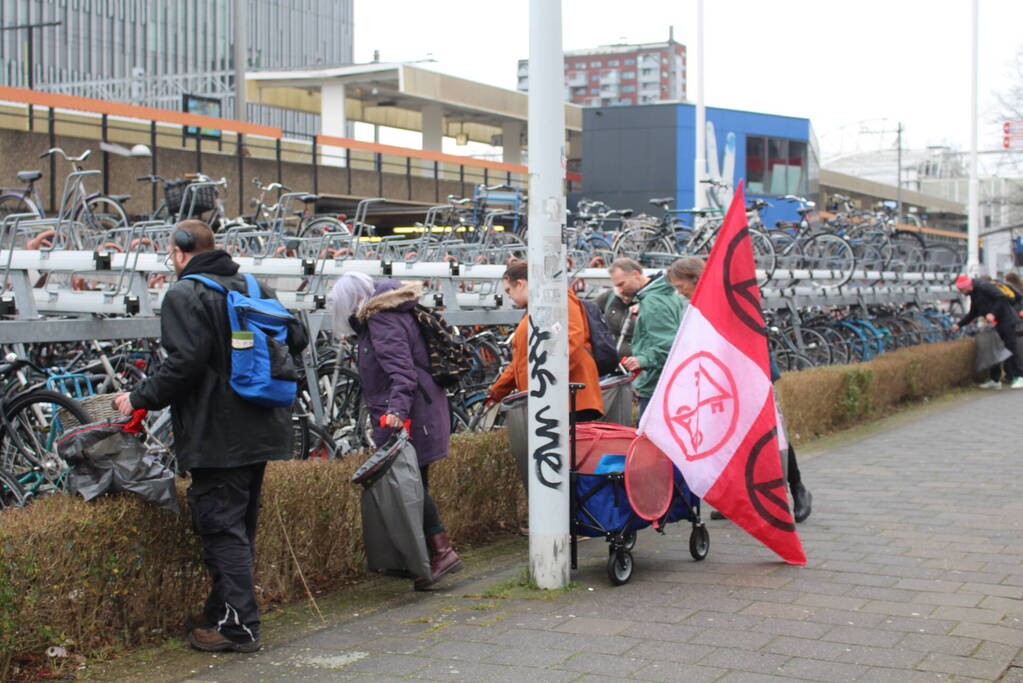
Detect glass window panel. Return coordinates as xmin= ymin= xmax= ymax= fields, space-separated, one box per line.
xmin=768 ymin=138 xmax=788 ymax=195
xmin=746 ymin=136 xmax=765 ymax=194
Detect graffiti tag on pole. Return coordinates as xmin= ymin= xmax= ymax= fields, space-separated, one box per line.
xmin=528 ymin=313 xmax=561 ymax=489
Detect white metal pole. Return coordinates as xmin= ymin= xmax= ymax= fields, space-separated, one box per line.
xmin=693 ymin=0 xmax=706 ymax=210
xmin=967 ymin=0 xmax=980 ymax=271
xmin=234 ymin=0 xmax=247 ymax=122
xmin=526 ymin=0 xmax=571 ymax=590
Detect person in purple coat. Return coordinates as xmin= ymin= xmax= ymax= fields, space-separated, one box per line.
xmin=328 ymin=274 xmax=462 ymax=589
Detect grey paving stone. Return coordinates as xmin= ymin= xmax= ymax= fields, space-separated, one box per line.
xmin=481 ymin=668 xmax=580 ymax=683
xmin=896 ymin=632 xmax=981 ymax=656
xmin=860 ymin=667 xmax=951 ymax=682
xmin=760 ymin=635 xmax=853 ymax=660
xmin=621 ymin=639 xmax=713 ymax=665
xmin=619 ymin=621 xmax=705 ymax=643
xmin=554 ymin=651 xmax=651 ymax=678
xmin=699 ymin=648 xmax=790 ymax=675
xmin=553 ymin=616 xmax=636 ymax=636
xmin=821 ymin=624 xmax=904 ymax=648
xmin=682 ymin=610 xmax=764 ymax=630
xmin=483 ymin=646 xmax=573 ymax=668
xmin=777 ymin=656 xmax=869 ymax=682
xmin=688 ymin=626 xmax=774 ymax=650
xmin=630 ymin=662 xmax=727 ymax=683
xmin=343 ymin=652 xmax=430 ymax=676
xmin=915 ymin=652 xmax=1007 ymax=679
xmin=949 ymin=620 xmax=1023 ymax=646
xmin=551 ymin=631 xmax=643 ymax=655
xmin=751 ymin=617 xmax=831 ymax=639
xmin=418 ymin=640 xmax=506 ymax=662
xmin=832 ymin=644 xmax=925 ymax=668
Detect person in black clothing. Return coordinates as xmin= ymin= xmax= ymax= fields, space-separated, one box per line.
xmin=951 ymin=274 xmax=1023 ymax=389
xmin=114 ymin=220 xmax=308 ymax=653
xmin=594 ymin=286 xmax=635 ymax=359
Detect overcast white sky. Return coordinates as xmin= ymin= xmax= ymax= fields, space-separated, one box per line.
xmin=352 ymin=0 xmax=1023 ymax=161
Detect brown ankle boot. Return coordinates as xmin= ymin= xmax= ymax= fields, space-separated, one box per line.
xmin=426 ymin=531 xmax=463 ymax=581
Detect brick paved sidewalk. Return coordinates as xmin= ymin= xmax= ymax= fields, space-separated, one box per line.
xmin=175 ymin=391 xmax=1023 ymax=682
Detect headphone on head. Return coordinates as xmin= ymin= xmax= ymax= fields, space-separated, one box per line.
xmin=172 ymin=228 xmax=196 ymax=253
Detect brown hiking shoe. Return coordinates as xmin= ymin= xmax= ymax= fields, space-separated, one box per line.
xmin=187 ymin=627 xmax=261 ymax=653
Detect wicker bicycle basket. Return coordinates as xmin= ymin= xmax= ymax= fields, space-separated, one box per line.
xmin=56 ymin=392 xmax=122 ymax=427
xmin=164 ymin=180 xmax=217 ymax=216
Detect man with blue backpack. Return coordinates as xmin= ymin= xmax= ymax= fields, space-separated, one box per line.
xmin=114 ymin=220 xmax=308 ymax=653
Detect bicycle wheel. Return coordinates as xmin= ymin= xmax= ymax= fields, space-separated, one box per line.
xmin=0 ymin=469 xmax=25 ymax=509
xmin=923 ymin=244 xmax=964 ymax=275
xmin=888 ymin=231 xmax=926 ymax=274
xmin=0 ymin=193 xmax=43 ymax=221
xmin=484 ymin=232 xmax=528 ymax=264
xmin=801 ymin=234 xmax=854 ymax=288
xmin=782 ymin=326 xmax=832 ymax=367
xmin=299 ymin=216 xmax=351 ymax=239
xmin=748 ymin=228 xmax=776 ymax=288
xmin=767 ymin=229 xmax=803 ymax=273
xmin=0 ymin=391 xmax=92 ymax=493
xmin=612 ymin=227 xmax=672 ymax=260
xmin=78 ymin=195 xmax=129 ymax=234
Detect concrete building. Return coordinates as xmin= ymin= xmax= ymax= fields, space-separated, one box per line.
xmin=517 ymin=31 xmax=686 ymax=107
xmin=0 ymin=0 xmax=353 ymax=134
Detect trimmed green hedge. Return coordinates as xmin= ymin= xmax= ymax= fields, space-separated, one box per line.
xmin=0 ymin=337 xmax=976 ymax=672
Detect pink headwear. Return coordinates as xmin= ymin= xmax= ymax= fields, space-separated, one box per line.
xmin=954 ymin=274 xmax=971 ymax=290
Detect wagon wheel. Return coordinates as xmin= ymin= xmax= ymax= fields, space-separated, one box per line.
xmin=607 ymin=550 xmax=633 ymax=585
xmin=689 ymin=523 xmax=710 ymax=561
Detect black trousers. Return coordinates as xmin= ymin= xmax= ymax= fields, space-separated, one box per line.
xmin=419 ymin=464 xmax=443 ymax=537
xmin=187 ymin=462 xmax=266 ymax=643
xmin=786 ymin=445 xmax=802 ymax=487
xmin=995 ymin=322 xmax=1023 ymax=381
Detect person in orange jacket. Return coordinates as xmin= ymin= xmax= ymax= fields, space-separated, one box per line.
xmin=487 ymin=260 xmax=604 ymax=421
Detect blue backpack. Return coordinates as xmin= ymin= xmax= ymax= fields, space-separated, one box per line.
xmin=183 ymin=273 xmax=300 ymax=408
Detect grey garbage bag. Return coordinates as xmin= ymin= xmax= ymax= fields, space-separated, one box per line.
xmin=974 ymin=327 xmax=1012 ymax=372
xmin=355 ymin=432 xmax=431 ymax=582
xmin=600 ymin=373 xmax=636 ymax=427
xmin=57 ymin=413 xmax=180 ymax=513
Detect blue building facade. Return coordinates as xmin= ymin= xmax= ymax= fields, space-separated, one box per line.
xmin=580 ymin=102 xmax=819 ymax=227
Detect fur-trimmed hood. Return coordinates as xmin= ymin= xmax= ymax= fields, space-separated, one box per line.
xmin=356 ymin=281 xmax=421 ymax=321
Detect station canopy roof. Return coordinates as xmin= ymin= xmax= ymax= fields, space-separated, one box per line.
xmin=246 ymin=62 xmax=583 ymax=145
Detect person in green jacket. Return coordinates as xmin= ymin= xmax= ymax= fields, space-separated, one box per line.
xmin=610 ymin=257 xmax=685 ymax=420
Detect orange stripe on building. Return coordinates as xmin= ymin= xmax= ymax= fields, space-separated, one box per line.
xmin=0 ymin=85 xmax=282 ymax=138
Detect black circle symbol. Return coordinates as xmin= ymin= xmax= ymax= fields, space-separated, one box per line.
xmin=723 ymin=227 xmax=767 ymax=338
xmin=744 ymin=428 xmax=795 ymax=532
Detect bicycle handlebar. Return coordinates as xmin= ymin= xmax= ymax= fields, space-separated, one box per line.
xmin=40 ymin=148 xmax=91 ymax=162
xmin=136 ymin=175 xmax=167 ymax=184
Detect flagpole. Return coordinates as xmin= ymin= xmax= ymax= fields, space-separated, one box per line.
xmin=526 ymin=0 xmax=571 ymax=590
xmin=967 ymin=0 xmax=980 ymax=272
xmin=693 ymin=0 xmax=706 ymax=210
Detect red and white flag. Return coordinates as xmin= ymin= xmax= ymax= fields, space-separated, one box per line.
xmin=638 ymin=181 xmax=806 ymax=565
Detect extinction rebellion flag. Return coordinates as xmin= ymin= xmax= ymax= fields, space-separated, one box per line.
xmin=638 ymin=181 xmax=806 ymax=565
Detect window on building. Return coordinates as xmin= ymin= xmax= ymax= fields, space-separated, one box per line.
xmin=745 ymin=136 xmax=808 ymax=195
xmin=590 ymin=60 xmax=602 ymax=67
xmin=590 ymin=88 xmax=599 ymax=94
xmin=608 ymin=59 xmax=619 ymax=66
xmin=621 ymin=85 xmax=636 ymax=93
xmin=623 ymin=71 xmax=635 ymax=79
xmin=624 ymin=58 xmax=636 ymax=65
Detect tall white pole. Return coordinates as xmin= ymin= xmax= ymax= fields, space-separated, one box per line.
xmin=967 ymin=0 xmax=980 ymax=271
xmin=234 ymin=0 xmax=247 ymax=122
xmin=526 ymin=0 xmax=571 ymax=590
xmin=693 ymin=0 xmax=706 ymax=209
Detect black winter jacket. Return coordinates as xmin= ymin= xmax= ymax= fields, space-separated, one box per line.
xmin=594 ymin=289 xmax=634 ymax=357
xmin=957 ymin=279 xmax=1019 ymax=329
xmin=130 ymin=251 xmax=309 ymax=473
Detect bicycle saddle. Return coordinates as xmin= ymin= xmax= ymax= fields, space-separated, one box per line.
xmin=648 ymin=197 xmax=674 ymax=207
xmin=109 ymin=194 xmax=131 ymax=203
xmin=299 ymin=194 xmax=319 ymax=204
xmin=17 ymin=171 xmax=42 ymax=183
